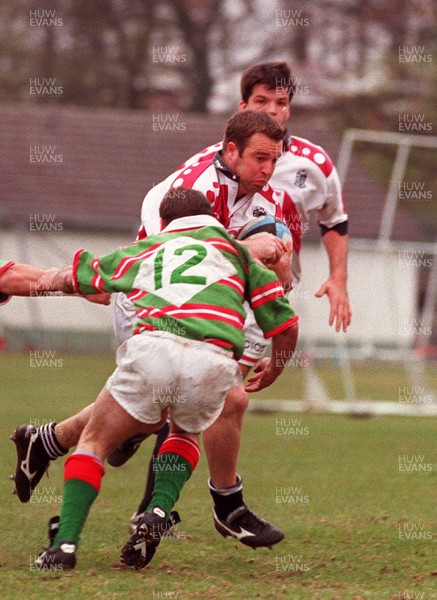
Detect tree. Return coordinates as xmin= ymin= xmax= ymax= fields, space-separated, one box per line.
xmin=167 ymin=0 xmax=221 ymax=112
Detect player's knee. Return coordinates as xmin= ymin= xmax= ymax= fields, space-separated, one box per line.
xmin=221 ymin=386 xmax=249 ymax=419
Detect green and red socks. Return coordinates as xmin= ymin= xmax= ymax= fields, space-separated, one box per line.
xmin=147 ymin=434 xmax=200 ymax=518
xmin=52 ymin=451 xmax=105 ymax=548
xmin=53 ymin=435 xmax=199 ymax=548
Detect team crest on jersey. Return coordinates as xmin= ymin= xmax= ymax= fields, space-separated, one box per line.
xmin=294 ymin=169 xmax=308 ymax=188
xmin=252 ymin=206 xmax=267 ymax=217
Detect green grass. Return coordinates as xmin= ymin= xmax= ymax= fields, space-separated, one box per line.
xmin=250 ymin=358 xmax=437 ymax=403
xmin=0 ymin=352 xmax=436 ymax=599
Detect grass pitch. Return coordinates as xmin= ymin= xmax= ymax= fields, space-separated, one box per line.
xmin=0 ymin=352 xmax=436 ymax=599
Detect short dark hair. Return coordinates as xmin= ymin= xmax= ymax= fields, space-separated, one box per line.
xmin=160 ymin=186 xmax=214 ymax=224
xmin=223 ymin=111 xmax=283 ymax=155
xmin=240 ymin=62 xmax=295 ymax=103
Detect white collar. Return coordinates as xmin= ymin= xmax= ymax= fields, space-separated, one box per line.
xmin=161 ymin=214 xmax=224 ymax=233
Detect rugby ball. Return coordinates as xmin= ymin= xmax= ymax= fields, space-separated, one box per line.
xmin=237 ymin=215 xmax=292 ymax=244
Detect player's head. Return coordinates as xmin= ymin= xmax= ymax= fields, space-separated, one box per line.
xmin=222 ymin=111 xmax=283 ymax=195
xmin=159 ymin=187 xmax=214 ymax=227
xmin=239 ymin=62 xmax=295 ymax=128
xmin=223 ymin=110 xmax=283 ymax=155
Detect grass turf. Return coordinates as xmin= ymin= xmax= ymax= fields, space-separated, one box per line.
xmin=0 ymin=352 xmax=436 ymax=599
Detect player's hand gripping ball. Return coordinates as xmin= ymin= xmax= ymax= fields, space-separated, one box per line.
xmin=237 ymin=215 xmax=292 ymax=245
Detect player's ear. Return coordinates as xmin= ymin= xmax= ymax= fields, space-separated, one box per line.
xmin=238 ymin=100 xmax=247 ymax=111
xmin=224 ymin=140 xmax=238 ymax=157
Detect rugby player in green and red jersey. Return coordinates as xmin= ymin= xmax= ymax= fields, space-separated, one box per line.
xmin=22 ymin=188 xmax=298 ymax=570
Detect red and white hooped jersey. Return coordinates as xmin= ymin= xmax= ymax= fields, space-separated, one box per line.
xmin=140 ymin=153 xmax=284 ymax=239
xmin=177 ymin=135 xmax=348 ymax=283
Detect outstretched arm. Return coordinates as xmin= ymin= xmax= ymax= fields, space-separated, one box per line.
xmin=51 ymin=265 xmax=75 ymax=294
xmin=0 ymin=263 xmax=46 ymax=296
xmin=1 ymin=264 xmax=111 ymax=305
xmin=36 ymin=266 xmax=110 ymax=305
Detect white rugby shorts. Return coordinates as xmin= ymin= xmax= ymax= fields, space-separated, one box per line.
xmin=106 ymin=330 xmax=242 ymax=433
xmin=113 ymin=292 xmax=137 ymax=344
xmin=239 ymin=302 xmax=270 ymax=368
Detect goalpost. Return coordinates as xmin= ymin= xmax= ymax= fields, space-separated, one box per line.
xmin=251 ymin=129 xmax=437 ymax=417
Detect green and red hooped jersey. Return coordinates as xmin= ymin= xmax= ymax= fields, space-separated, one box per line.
xmin=73 ymin=216 xmax=298 ymax=359
xmin=0 ymin=259 xmax=14 ymax=305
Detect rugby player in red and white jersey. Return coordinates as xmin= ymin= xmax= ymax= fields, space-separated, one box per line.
xmin=181 ymin=62 xmax=350 ymax=333
xmin=110 ymin=63 xmax=351 ymax=545
xmin=114 ymin=63 xmax=351 ymax=538
xmin=114 ymin=110 xmax=296 ymax=546
xmin=173 ymin=62 xmax=351 ymax=374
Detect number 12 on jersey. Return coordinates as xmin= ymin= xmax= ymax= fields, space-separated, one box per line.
xmin=154 ymin=244 xmax=207 ymax=290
